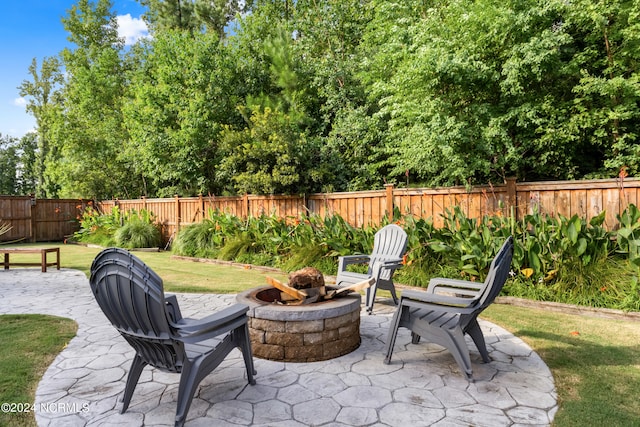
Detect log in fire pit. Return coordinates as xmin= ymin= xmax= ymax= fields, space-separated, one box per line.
xmin=236 ymin=268 xmax=373 ymax=362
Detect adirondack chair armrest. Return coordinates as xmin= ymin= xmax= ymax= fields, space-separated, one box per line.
xmin=175 ymin=304 xmax=249 ymax=341
xmin=371 ymin=258 xmax=404 ymax=276
xmin=401 ymin=289 xmax=479 ymax=309
xmin=426 ymin=277 xmax=484 ymax=297
xmin=380 ymin=258 xmax=404 ymax=267
xmin=338 ymin=255 xmax=371 ymax=271
xmin=165 ymin=294 xmax=183 ymax=323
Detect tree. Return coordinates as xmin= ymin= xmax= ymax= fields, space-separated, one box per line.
xmin=223 ymin=1 xmax=382 ymax=193
xmin=194 ymin=0 xmax=253 ymax=38
xmin=564 ymin=0 xmax=640 ymax=177
xmin=139 ymin=0 xmax=198 ymax=33
xmin=15 ymin=0 xmax=638 ymax=199
xmin=292 ymin=0 xmax=382 ymax=190
xmin=51 ymin=0 xmax=139 ymax=199
xmin=359 ymin=0 xmax=640 ymax=186
xmin=124 ymin=30 xmax=241 ymax=196
xmin=217 ymin=107 xmax=325 ymax=195
xmin=17 ymin=132 xmax=38 ymax=195
xmin=140 ymin=0 xmax=252 ymax=37
xmin=0 ymin=134 xmax=19 ymax=194
xmin=18 ymin=57 xmax=64 ymax=197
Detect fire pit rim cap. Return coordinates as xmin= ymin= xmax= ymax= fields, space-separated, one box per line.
xmin=236 ymin=285 xmax=362 ymax=321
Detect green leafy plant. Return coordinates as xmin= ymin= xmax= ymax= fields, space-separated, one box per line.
xmin=72 ymin=205 xmax=122 ymax=246
xmin=616 ymin=204 xmax=640 ymax=266
xmin=428 ymin=206 xmax=508 ymax=279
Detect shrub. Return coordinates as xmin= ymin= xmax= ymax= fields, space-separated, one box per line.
xmin=115 ymin=220 xmax=161 ymax=249
xmin=172 ymin=220 xmax=221 ymax=258
xmin=73 ymin=207 xmax=160 ymax=249
xmin=73 ymin=205 xmax=122 ymax=246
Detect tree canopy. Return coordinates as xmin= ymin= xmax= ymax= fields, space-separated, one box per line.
xmin=7 ymin=0 xmax=640 ymax=199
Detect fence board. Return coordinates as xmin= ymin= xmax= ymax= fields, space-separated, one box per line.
xmin=570 ymin=189 xmax=588 ymax=219
xmin=587 ymin=189 xmax=603 ymax=223
xmin=0 ymin=196 xmax=31 ymax=242
xmin=603 ymin=189 xmax=620 ymax=228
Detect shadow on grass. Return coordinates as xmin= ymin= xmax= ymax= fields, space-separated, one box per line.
xmin=511 ymin=328 xmax=640 ymax=426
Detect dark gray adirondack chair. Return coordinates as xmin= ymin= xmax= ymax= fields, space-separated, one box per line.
xmin=89 ymin=248 xmax=256 ymax=427
xmin=335 ymin=224 xmax=408 ymax=314
xmin=384 ymin=236 xmax=513 ymax=380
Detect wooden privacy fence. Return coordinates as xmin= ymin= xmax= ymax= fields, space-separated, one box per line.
xmin=0 ymin=196 xmax=91 ymax=243
xmin=1 ymin=178 xmax=637 ymax=243
xmin=95 ymin=177 xmax=640 ymax=243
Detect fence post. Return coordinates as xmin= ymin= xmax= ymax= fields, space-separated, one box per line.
xmin=505 ymin=177 xmax=517 ymax=217
xmin=243 ymin=193 xmax=249 ymax=218
xmin=199 ymin=194 xmax=204 ymax=221
xmin=385 ymin=184 xmax=395 ymax=218
xmin=174 ymin=195 xmax=181 ymax=233
xmin=30 ymin=195 xmax=36 ymax=243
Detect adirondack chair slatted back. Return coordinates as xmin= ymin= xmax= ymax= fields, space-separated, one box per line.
xmin=90 ymin=259 xmax=184 ymax=372
xmin=369 ymin=224 xmax=408 ymax=280
xmin=477 ymin=236 xmax=513 ymax=309
xmin=91 ymin=247 xmax=164 ymax=285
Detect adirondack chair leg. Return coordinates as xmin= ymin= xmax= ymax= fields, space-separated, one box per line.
xmin=121 ymin=354 xmax=147 ymax=413
xmin=238 ymin=324 xmax=257 ymax=384
xmin=365 ymin=285 xmax=376 ymax=314
xmin=175 ymin=359 xmax=201 ymax=427
xmin=390 ymin=287 xmax=399 ymax=305
xmin=466 ymin=319 xmax=491 ymax=363
xmin=411 ymin=332 xmax=420 ymax=344
xmin=445 ymin=329 xmax=474 ymax=380
xmin=383 ymin=305 xmax=405 ymax=364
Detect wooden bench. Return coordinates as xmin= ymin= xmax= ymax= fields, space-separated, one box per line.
xmin=1 ymin=248 xmax=60 ymax=272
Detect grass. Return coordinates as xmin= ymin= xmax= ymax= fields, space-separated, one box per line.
xmin=0 ymin=315 xmax=77 ymax=427
xmin=1 ymin=243 xmax=639 ymax=426
xmin=483 ymin=305 xmax=640 ymax=426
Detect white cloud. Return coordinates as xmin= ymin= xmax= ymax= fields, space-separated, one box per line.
xmin=116 ymin=14 xmax=149 ymax=45
xmin=13 ymin=97 xmax=27 ymax=108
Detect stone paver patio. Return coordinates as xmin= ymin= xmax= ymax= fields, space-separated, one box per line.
xmin=0 ymin=268 xmax=557 ymax=426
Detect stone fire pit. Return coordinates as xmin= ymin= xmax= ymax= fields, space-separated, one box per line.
xmin=236 ymin=285 xmax=362 ymax=362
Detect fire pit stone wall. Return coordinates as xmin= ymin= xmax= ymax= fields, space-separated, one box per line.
xmin=236 ymin=286 xmax=362 ymax=362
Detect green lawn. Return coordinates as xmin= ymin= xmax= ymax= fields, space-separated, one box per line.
xmin=483 ymin=305 xmax=640 ymax=426
xmin=1 ymin=243 xmax=639 ymax=426
xmin=0 ymin=315 xmax=77 ymax=427
xmin=2 ymin=243 xmax=288 ymax=293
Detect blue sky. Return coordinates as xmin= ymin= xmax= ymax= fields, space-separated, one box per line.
xmin=0 ymin=0 xmax=149 ymax=139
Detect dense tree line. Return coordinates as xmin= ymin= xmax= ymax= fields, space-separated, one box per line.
xmin=7 ymin=0 xmax=639 ymax=199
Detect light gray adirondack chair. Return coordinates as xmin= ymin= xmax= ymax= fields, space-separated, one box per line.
xmin=384 ymin=236 xmax=513 ymax=380
xmin=89 ymin=248 xmax=256 ymax=427
xmin=335 ymin=224 xmax=408 ymax=314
